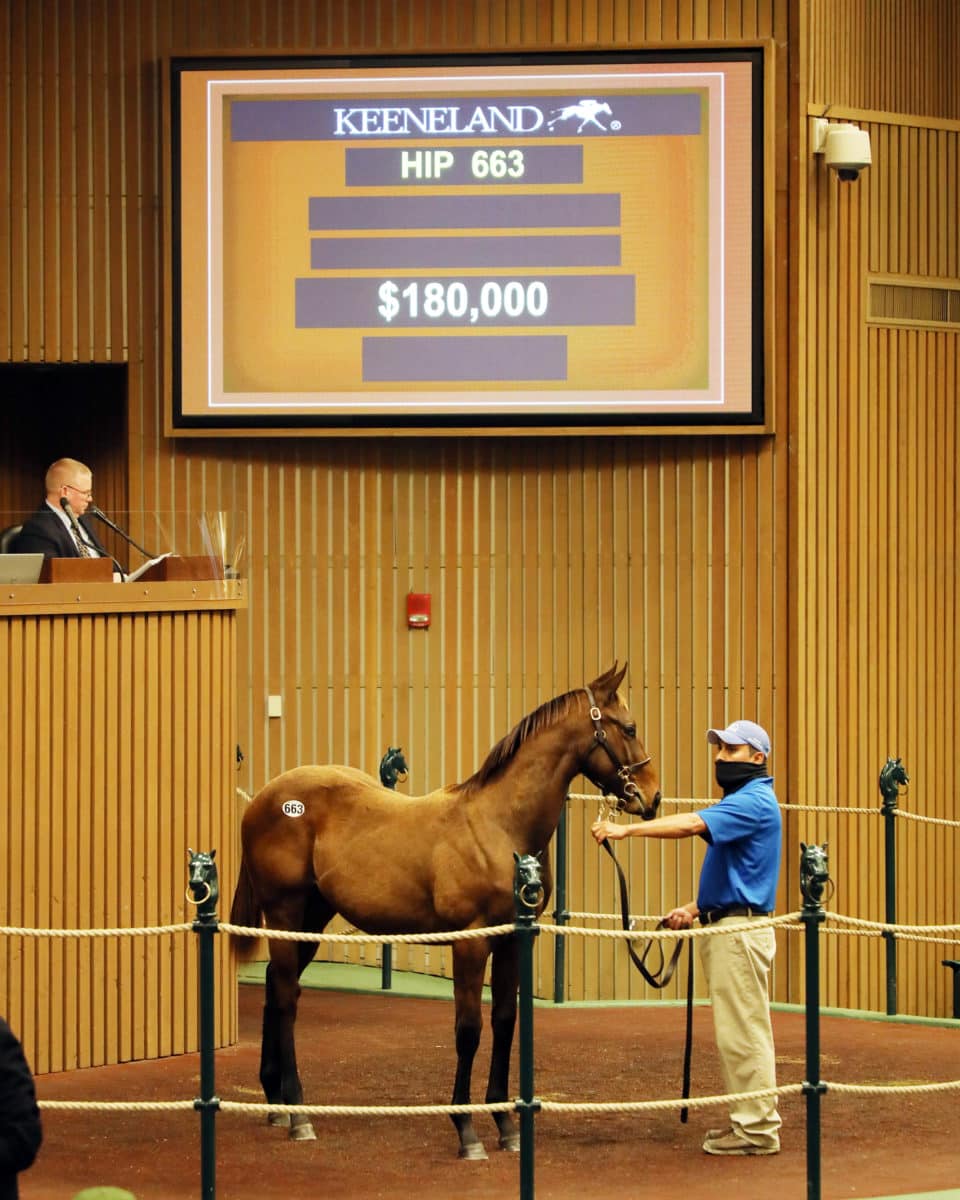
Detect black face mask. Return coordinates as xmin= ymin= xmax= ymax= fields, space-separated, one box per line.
xmin=715 ymin=759 xmax=767 ymax=795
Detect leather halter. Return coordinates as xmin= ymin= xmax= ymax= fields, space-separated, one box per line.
xmin=583 ymin=685 xmax=651 ymax=811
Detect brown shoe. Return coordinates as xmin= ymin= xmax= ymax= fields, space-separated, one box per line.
xmin=702 ymin=1130 xmax=779 ymax=1156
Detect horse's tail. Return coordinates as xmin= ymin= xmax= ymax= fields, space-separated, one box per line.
xmin=229 ymin=856 xmax=263 ymax=958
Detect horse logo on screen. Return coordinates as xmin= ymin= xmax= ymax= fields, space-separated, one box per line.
xmin=547 ymin=99 xmax=613 ymax=133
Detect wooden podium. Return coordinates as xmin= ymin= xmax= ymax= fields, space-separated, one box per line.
xmin=39 ymin=556 xmax=113 ymax=583
xmin=136 ymin=554 xmax=224 ymax=582
xmin=0 ymin=578 xmax=245 ymax=1072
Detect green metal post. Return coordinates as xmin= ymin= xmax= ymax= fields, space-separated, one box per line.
xmin=552 ymin=796 xmax=569 ymax=1004
xmin=189 ymin=851 xmax=221 ymax=1200
xmin=381 ymin=944 xmax=393 ymax=989
xmin=800 ymin=843 xmax=828 ymax=1200
xmin=514 ymin=853 xmax=543 ymax=1200
xmin=878 ymin=758 xmax=908 ymax=1016
xmin=379 ymin=747 xmax=406 ymax=991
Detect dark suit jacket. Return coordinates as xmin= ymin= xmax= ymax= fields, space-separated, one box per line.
xmin=10 ymin=504 xmax=108 ymax=559
xmin=0 ymin=1017 xmax=42 ymax=1200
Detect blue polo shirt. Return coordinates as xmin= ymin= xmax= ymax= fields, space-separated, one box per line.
xmin=697 ymin=776 xmax=782 ymax=912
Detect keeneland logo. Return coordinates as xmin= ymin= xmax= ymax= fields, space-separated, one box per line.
xmin=333 ymin=104 xmax=547 ymax=136
xmin=331 ymin=100 xmax=617 ymax=137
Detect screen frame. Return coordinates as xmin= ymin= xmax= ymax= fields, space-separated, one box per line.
xmin=163 ymin=45 xmax=775 ymax=438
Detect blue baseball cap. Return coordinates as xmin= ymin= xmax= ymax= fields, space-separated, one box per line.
xmin=707 ymin=719 xmax=771 ymax=757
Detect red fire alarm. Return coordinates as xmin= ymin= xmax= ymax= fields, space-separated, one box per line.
xmin=407 ymin=592 xmax=431 ymax=629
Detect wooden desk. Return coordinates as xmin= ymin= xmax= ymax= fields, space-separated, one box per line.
xmin=0 ymin=581 xmax=246 ymax=1071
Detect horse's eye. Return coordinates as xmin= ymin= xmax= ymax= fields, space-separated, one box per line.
xmin=624 ymin=724 xmax=637 ymax=738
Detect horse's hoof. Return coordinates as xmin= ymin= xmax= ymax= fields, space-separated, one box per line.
xmin=267 ymin=1112 xmax=291 ymax=1128
xmin=458 ymin=1142 xmax=488 ymax=1161
xmin=290 ymin=1122 xmax=317 ymax=1142
xmin=498 ymin=1133 xmax=521 ymax=1153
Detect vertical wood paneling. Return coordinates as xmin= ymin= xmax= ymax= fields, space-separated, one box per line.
xmin=3 ymin=0 xmax=957 ymax=1021
xmin=800 ymin=99 xmax=960 ymax=1015
xmin=809 ymin=0 xmax=960 ymax=120
xmin=0 ymin=599 xmax=239 ymax=1072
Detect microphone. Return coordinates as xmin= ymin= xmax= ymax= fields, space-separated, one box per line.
xmin=88 ymin=504 xmax=156 ymax=560
xmin=60 ymin=495 xmax=89 ymax=548
xmin=62 ymin=497 xmax=127 ymax=579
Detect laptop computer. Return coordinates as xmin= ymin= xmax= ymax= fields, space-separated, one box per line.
xmin=0 ymin=553 xmax=45 ymax=584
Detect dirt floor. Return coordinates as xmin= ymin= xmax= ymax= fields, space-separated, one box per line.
xmin=21 ymin=981 xmax=960 ymax=1200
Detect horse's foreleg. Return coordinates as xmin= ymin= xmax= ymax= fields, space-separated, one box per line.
xmin=450 ymin=939 xmax=490 ymax=1160
xmin=486 ymin=935 xmax=520 ymax=1151
xmin=260 ymin=941 xmax=316 ymax=1141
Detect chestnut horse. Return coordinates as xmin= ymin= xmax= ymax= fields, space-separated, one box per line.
xmin=229 ymin=663 xmax=661 ymax=1158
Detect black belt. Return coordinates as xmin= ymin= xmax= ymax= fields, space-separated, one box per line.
xmin=699 ymin=906 xmax=773 ymax=925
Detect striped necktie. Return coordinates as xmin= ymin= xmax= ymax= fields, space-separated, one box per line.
xmin=70 ymin=523 xmax=92 ymax=557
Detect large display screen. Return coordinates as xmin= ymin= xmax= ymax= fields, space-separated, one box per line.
xmin=165 ymin=50 xmax=770 ymax=434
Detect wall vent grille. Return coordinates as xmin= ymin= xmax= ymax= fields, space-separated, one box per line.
xmin=868 ymin=279 xmax=960 ymax=329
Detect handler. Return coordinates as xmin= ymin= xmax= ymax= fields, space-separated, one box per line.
xmin=592 ymin=719 xmax=782 ymax=1156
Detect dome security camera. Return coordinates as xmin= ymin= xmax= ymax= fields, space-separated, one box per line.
xmin=813 ymin=119 xmax=872 ymax=182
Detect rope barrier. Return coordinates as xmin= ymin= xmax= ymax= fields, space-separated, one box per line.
xmin=567 ymin=792 xmax=960 ymax=826
xmin=2 ymin=912 xmax=955 ymax=944
xmin=38 ymin=1076 xmax=960 ymax=1119
xmin=0 ymin=923 xmax=194 ymax=938
xmin=40 ymin=1100 xmax=198 ymax=1112
xmin=220 ymin=922 xmax=516 ymax=944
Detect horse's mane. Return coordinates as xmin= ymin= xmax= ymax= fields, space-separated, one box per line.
xmin=454 ymin=688 xmax=583 ymax=796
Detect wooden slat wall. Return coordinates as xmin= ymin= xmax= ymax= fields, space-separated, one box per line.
xmin=0 ymin=602 xmax=238 ymax=1072
xmin=798 ymin=2 xmax=960 ymax=1015
xmin=2 ymin=0 xmax=957 ymax=1019
xmin=808 ymin=0 xmax=960 ymax=120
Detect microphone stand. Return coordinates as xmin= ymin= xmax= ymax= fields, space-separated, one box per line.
xmin=88 ymin=504 xmax=156 ymax=560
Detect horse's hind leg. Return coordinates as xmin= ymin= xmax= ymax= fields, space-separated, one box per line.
xmin=260 ymin=940 xmax=316 ymax=1140
xmin=486 ymin=935 xmax=520 ymax=1151
xmin=450 ymin=938 xmax=491 ymax=1160
xmin=260 ymin=890 xmax=332 ymax=1142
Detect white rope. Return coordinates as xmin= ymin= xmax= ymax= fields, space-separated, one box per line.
xmin=824 ymin=1080 xmax=960 ymax=1096
xmin=3 ymin=912 xmax=955 ymax=947
xmin=219 ymin=1100 xmax=515 ymax=1117
xmin=564 ymin=912 xmax=662 ymax=923
xmin=539 ymin=914 xmax=801 ymax=941
xmin=40 ymin=1100 xmax=197 ymax=1112
xmin=221 ymin=921 xmax=517 ymax=944
xmin=0 ymin=923 xmax=194 ymax=938
xmin=539 ymin=1085 xmax=801 ymax=1114
xmin=824 ymin=914 xmax=960 ymax=935
xmin=567 ymin=792 xmax=960 ymax=826
xmin=895 ymin=809 xmax=960 ymax=828
xmin=39 ymin=1077 xmax=960 ymax=1119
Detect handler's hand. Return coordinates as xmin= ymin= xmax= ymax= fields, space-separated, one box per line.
xmin=662 ymin=907 xmax=695 ymax=930
xmin=591 ymin=819 xmax=626 ymax=843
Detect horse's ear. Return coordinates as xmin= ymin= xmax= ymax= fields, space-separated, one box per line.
xmin=801 ymin=842 xmax=808 ymax=852
xmin=513 ymin=851 xmax=521 ymax=864
xmin=211 ymin=849 xmax=217 ymax=860
xmin=591 ymin=661 xmax=628 ymax=701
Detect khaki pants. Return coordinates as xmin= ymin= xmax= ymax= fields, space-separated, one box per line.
xmin=698 ymin=917 xmax=781 ymax=1148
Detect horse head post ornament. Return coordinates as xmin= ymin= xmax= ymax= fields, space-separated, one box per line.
xmin=800 ymin=843 xmax=830 ymax=911
xmin=229 ymin=664 xmax=660 ymax=1157
xmin=513 ymin=852 xmax=544 ymax=913
xmin=878 ymin=757 xmax=909 ymax=814
xmin=378 ymin=747 xmax=409 ymax=790
xmin=186 ymin=849 xmax=219 ymax=915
